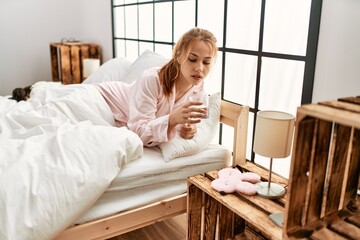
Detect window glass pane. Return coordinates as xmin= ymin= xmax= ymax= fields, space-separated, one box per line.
xmin=154 ymin=2 xmax=172 ymax=42
xmin=111 ymin=0 xmax=319 ymax=176
xmin=211 ymin=126 xmax=220 ymax=145
xmin=154 ymin=44 xmax=172 ymax=59
xmin=205 ymin=52 xmax=222 ymax=95
xmin=115 ymin=40 xmax=126 ymax=58
xmin=124 ymin=0 xmax=137 ymax=4
xmin=263 ymin=0 xmax=311 ymax=55
xmin=259 ymin=57 xmax=304 ymax=116
xmin=139 ymin=4 xmax=153 ymax=41
xmin=198 ymin=0 xmax=224 ymax=47
xmin=174 ymin=1 xmax=195 ymax=41
xmin=254 ymin=154 xmax=291 ymax=178
xmin=139 ymin=42 xmax=154 ymax=55
xmin=223 ymin=53 xmax=257 ymax=108
xmin=227 ymin=0 xmax=261 ymax=50
xmin=125 ymin=41 xmax=139 ymax=61
xmin=113 ymin=0 xmax=124 ymax=5
xmin=246 ymin=112 xmax=254 ymax=161
xmin=114 ymin=7 xmax=125 ymax=38
xmin=125 ymin=5 xmax=138 ymax=39
xmin=222 ymin=124 xmax=234 ymax=154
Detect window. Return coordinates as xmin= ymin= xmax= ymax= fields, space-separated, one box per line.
xmin=111 ymin=0 xmax=322 ymax=178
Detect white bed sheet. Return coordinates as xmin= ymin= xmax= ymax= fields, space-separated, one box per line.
xmin=108 ymin=144 xmax=231 ymax=191
xmin=0 ymin=84 xmax=143 ymax=240
xmin=76 ymin=144 xmax=231 ymax=224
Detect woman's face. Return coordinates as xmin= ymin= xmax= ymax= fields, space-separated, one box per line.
xmin=178 ymin=40 xmax=215 ymax=86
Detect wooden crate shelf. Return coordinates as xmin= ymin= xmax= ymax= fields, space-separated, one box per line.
xmin=187 ymin=170 xmax=286 ymax=240
xmin=284 ymin=96 xmax=360 ymax=239
xmin=50 ymin=42 xmax=101 ymax=84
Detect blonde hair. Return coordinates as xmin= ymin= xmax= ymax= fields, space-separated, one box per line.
xmin=158 ymin=28 xmax=217 ymax=97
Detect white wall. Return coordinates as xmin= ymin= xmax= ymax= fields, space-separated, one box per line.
xmin=312 ymin=0 xmax=360 ymax=102
xmin=0 ymin=0 xmax=359 ymax=100
xmin=0 ymin=0 xmax=112 ymax=96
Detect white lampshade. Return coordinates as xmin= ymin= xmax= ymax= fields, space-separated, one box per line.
xmin=83 ymin=58 xmax=100 ymax=78
xmin=253 ymin=110 xmax=295 ymax=158
xmin=254 ymin=110 xmax=295 ymax=199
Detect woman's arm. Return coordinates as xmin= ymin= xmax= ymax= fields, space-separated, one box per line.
xmin=127 ymin=68 xmax=172 ymax=147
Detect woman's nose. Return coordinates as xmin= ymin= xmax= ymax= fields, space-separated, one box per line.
xmin=194 ymin=64 xmax=203 ymax=72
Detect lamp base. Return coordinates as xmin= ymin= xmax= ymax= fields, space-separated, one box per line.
xmin=256 ymin=182 xmax=285 ymax=199
xmin=269 ymin=212 xmax=284 ymax=227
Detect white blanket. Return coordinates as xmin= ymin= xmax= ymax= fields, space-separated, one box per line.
xmin=0 ymin=83 xmax=143 ymax=240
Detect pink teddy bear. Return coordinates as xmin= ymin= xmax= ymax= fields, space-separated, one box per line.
xmin=211 ymin=167 xmax=261 ymax=196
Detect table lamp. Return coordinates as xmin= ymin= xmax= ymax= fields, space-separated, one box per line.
xmin=83 ymin=58 xmax=100 ymax=78
xmin=253 ymin=110 xmax=295 ymax=199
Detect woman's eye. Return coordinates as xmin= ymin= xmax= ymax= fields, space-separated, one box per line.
xmin=203 ymin=62 xmax=211 ymax=65
xmin=188 ymin=58 xmax=196 ymax=62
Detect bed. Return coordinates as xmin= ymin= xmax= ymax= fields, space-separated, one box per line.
xmin=0 ymin=51 xmax=249 ymax=240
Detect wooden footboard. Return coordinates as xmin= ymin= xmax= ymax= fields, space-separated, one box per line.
xmin=55 ymin=100 xmax=249 ymax=240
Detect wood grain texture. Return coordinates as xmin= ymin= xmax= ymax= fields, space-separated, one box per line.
xmin=311 ymin=227 xmax=348 ymax=240
xmin=329 ymin=218 xmax=360 ymax=239
xmin=70 ymin=45 xmax=81 ymax=84
xmin=50 ymin=43 xmax=60 ymax=82
xmin=325 ymin=124 xmax=351 ymax=215
xmin=218 ymin=204 xmax=233 ymax=240
xmin=60 ymin=45 xmax=71 ymax=84
xmin=284 ymin=99 xmax=360 ymax=239
xmin=187 ymin=184 xmax=202 ymax=240
xmin=344 ymin=128 xmax=360 ymax=209
xmin=307 ymin=119 xmax=332 ymax=223
xmin=320 ymin=99 xmax=360 ymax=113
xmin=203 ymin=194 xmax=218 ymax=239
xmin=285 ymin=115 xmax=315 ymax=232
xmin=188 ymin=175 xmax=283 ymax=240
xmin=108 ymin=214 xmax=186 ymax=240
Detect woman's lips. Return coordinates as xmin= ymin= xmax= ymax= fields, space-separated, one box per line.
xmin=192 ymin=74 xmax=203 ymax=81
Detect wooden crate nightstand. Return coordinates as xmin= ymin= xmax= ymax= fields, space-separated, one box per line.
xmin=187 ymin=169 xmax=286 ymax=240
xmin=50 ymin=42 xmax=101 ymax=84
xmin=187 ymin=96 xmax=360 ymax=240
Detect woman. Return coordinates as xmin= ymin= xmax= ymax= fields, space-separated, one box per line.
xmin=95 ymin=27 xmax=218 ymax=147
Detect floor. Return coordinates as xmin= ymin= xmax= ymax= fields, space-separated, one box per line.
xmin=108 ymin=213 xmax=249 ymax=240
xmin=108 ymin=214 xmax=187 ymax=240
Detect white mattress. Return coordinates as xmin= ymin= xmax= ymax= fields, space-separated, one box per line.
xmin=76 ymin=144 xmax=231 ymax=224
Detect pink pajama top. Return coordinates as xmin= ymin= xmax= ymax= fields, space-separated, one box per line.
xmin=94 ymin=67 xmax=203 ymax=147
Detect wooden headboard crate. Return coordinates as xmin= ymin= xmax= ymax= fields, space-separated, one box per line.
xmin=284 ymin=96 xmax=360 ymax=239
xmin=50 ymin=42 xmax=101 ymax=84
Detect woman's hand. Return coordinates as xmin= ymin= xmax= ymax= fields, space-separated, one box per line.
xmin=168 ymin=101 xmax=206 ymax=136
xmin=169 ymin=101 xmax=206 ymax=125
xmin=179 ymin=123 xmax=197 ymax=139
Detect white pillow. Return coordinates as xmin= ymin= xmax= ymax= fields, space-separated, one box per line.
xmin=82 ymin=57 xmax=132 ymax=84
xmin=124 ymin=50 xmax=169 ymax=83
xmin=159 ymin=92 xmax=221 ymax=161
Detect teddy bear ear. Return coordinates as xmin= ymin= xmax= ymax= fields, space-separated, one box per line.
xmin=235 ymin=181 xmax=257 ymax=195
xmin=240 ymin=172 xmax=261 ymax=183
xmin=211 ymin=178 xmax=236 ymax=194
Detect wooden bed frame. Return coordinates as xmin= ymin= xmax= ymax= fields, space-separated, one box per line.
xmin=55 ymin=100 xmax=249 ymax=240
